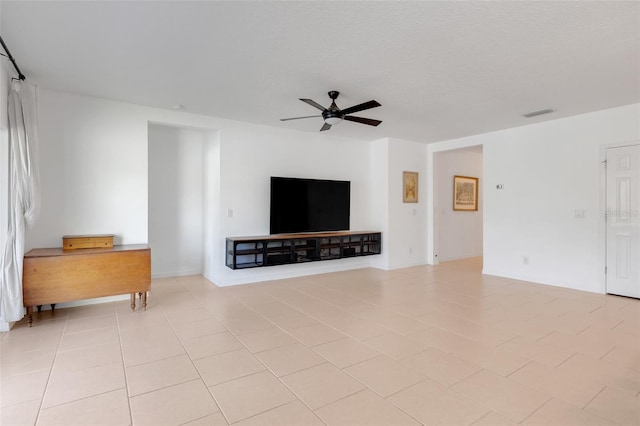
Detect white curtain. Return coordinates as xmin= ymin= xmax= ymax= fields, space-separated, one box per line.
xmin=0 ymin=81 xmax=40 ymax=331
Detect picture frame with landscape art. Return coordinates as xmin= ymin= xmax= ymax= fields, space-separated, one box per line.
xmin=403 ymin=171 xmax=418 ymax=203
xmin=453 ymin=175 xmax=478 ymax=211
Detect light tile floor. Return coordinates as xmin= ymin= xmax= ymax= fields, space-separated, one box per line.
xmin=1 ymin=258 xmax=639 ymax=425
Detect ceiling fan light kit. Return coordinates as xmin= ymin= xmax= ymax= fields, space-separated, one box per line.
xmin=281 ymin=90 xmax=382 ymax=131
xmin=324 ymin=116 xmax=343 ymax=126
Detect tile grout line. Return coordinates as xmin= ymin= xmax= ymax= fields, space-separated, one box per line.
xmin=598 ymin=344 xmax=617 ymax=361
xmin=505 ymin=359 xmax=533 ymax=378
xmin=518 ymin=396 xmax=553 ymax=424
xmin=263 ymin=285 xmax=398 ymax=338
xmin=468 ymin=410 xmax=500 ymax=426
xmin=114 ymin=305 xmax=135 ymax=426
xmin=172 ymin=291 xmax=307 ymax=422
xmin=610 ymin=319 xmax=626 ymax=332
xmin=574 ymin=323 xmax=595 ymax=336
xmin=157 ymin=296 xmax=233 ymax=426
xmin=553 ymin=352 xmax=578 ymax=369
xmin=33 ymin=308 xmax=70 ymax=424
xmin=582 ymin=385 xmax=607 ymax=409
xmin=227 ymin=400 xmax=324 ymax=426
xmin=215 ymin=286 xmax=428 ymax=424
xmin=381 ymin=368 xmax=494 ymax=426
xmin=534 ymin=329 xmax=556 ymax=342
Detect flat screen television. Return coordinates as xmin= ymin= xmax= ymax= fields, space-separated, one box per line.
xmin=270 ymin=177 xmax=350 ymax=234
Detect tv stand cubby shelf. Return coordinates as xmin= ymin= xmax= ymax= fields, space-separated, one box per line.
xmin=226 ymin=231 xmax=382 ymax=270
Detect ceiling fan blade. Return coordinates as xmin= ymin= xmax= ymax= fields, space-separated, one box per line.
xmin=320 ymin=123 xmax=332 ymax=131
xmin=344 ymin=116 xmax=382 ymax=127
xmin=280 ymin=115 xmax=320 ymax=121
xmin=300 ymin=98 xmax=327 ymax=111
xmin=340 ymin=100 xmax=381 ymax=115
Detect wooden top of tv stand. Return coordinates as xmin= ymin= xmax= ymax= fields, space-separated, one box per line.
xmin=227 ymin=231 xmax=380 ymax=242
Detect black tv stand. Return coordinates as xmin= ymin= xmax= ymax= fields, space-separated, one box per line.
xmin=226 ymin=231 xmax=382 ymax=270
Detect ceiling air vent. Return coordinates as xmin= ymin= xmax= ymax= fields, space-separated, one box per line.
xmin=522 ymin=108 xmax=554 ymax=118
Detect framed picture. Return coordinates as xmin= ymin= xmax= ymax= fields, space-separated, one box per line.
xmin=403 ymin=171 xmax=418 ymax=203
xmin=453 ymin=175 xmax=478 ymax=211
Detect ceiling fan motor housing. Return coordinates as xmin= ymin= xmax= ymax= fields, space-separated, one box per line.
xmin=323 ymin=91 xmax=344 ymax=121
xmin=322 ymin=108 xmax=344 ymax=121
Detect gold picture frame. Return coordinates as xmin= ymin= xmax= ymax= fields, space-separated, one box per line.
xmin=453 ymin=175 xmax=478 ymax=211
xmin=403 ymin=171 xmax=418 ymax=203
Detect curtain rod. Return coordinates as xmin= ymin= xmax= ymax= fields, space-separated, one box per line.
xmin=0 ymin=35 xmax=25 ymax=81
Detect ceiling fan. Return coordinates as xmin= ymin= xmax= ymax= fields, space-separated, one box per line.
xmin=281 ymin=91 xmax=382 ymax=131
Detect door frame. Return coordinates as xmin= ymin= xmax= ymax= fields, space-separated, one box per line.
xmin=599 ymin=140 xmax=640 ymax=294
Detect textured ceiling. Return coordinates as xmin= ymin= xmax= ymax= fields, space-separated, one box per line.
xmin=2 ymin=1 xmax=639 ymax=142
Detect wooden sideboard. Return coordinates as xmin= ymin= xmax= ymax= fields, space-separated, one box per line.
xmin=23 ymin=244 xmax=151 ymax=326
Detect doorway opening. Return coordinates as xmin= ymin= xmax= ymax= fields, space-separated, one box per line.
xmin=433 ymin=145 xmax=483 ymax=263
xmin=148 ymin=123 xmax=219 ymax=279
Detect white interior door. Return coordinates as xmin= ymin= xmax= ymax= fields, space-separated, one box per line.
xmin=606 ymin=144 xmax=640 ymax=298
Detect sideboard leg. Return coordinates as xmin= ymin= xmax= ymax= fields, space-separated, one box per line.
xmin=130 ymin=293 xmax=136 ymax=311
xmin=26 ymin=306 xmax=33 ymax=327
xmin=142 ymin=292 xmax=147 ymax=311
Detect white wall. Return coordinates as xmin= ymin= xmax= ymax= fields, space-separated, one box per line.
xmin=369 ymin=138 xmax=390 ymax=269
xmin=148 ymin=124 xmax=206 ymax=277
xmin=27 ymin=92 xmax=149 ymax=249
xmin=369 ymin=138 xmax=428 ymax=269
xmin=435 ymin=146 xmax=483 ymax=261
xmin=430 ymin=103 xmax=640 ymax=293
xmin=29 ymin=89 xmax=377 ymax=287
xmin=216 ymin=122 xmax=375 ymax=285
xmin=387 ymin=138 xmax=428 ymax=268
xmin=202 ymin=130 xmax=221 ymax=281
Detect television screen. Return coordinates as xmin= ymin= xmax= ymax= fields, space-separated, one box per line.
xmin=270 ymin=177 xmax=350 ymax=234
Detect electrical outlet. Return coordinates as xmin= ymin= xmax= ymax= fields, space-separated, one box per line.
xmin=409 ymin=247 xmax=413 ymax=254
xmin=523 ymin=256 xmax=529 ymax=265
